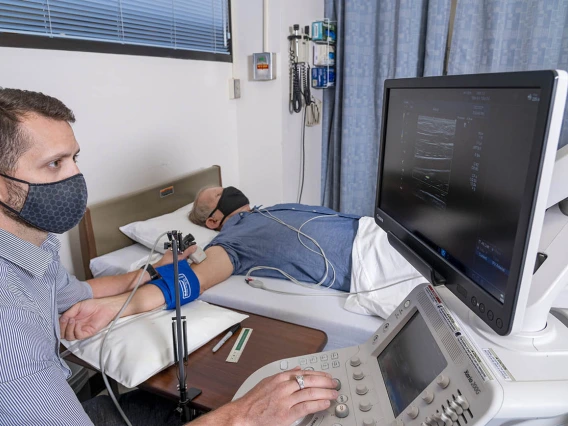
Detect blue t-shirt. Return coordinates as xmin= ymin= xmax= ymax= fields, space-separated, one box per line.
xmin=205 ymin=204 xmax=360 ymax=291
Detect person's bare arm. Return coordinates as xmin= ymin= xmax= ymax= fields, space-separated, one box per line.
xmin=60 ymin=246 xmax=233 ymax=340
xmin=192 ymin=245 xmax=234 ymax=293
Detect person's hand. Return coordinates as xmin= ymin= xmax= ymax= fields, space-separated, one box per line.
xmin=60 ymin=296 xmax=123 ymax=341
xmin=229 ymin=367 xmax=338 ymax=426
xmin=154 ymin=244 xmax=197 ymax=268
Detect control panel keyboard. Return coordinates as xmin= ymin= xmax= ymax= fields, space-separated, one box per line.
xmin=233 ymin=285 xmax=498 ymax=426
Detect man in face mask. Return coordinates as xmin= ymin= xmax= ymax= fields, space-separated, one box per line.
xmin=189 ymin=186 xmax=251 ymax=231
xmin=0 ymin=89 xmax=338 ymax=426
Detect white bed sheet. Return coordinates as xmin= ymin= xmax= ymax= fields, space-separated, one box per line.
xmin=199 ymin=277 xmax=384 ymax=350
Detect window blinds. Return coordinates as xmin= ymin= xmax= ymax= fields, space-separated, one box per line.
xmin=0 ymin=0 xmax=230 ymax=55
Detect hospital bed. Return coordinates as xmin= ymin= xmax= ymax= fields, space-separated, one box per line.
xmin=78 ymin=165 xmax=383 ymax=350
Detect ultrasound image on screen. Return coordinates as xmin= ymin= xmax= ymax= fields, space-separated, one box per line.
xmin=378 ymin=312 xmax=447 ymax=418
xmin=379 ymin=88 xmax=541 ymax=303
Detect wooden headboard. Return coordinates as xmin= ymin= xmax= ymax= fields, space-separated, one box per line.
xmin=79 ymin=165 xmax=222 ymax=279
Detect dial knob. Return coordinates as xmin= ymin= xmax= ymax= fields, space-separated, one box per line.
xmin=350 ymin=356 xmax=361 ymax=367
xmin=444 ymin=407 xmax=458 ymax=421
xmin=405 ymin=405 xmax=419 ymax=419
xmin=356 ymin=384 xmax=369 ymax=395
xmin=359 ymin=399 xmax=372 ymax=412
xmin=450 ymin=400 xmax=463 ymax=415
xmin=436 ymin=374 xmax=450 ymax=388
xmin=363 ymin=419 xmax=375 ymax=426
xmin=421 ymin=390 xmax=434 ymax=404
xmin=456 ymin=395 xmax=470 ymax=410
xmin=333 ymin=378 xmax=341 ymax=391
xmin=335 ymin=403 xmax=349 ymax=418
xmin=353 ymin=369 xmax=365 ymax=380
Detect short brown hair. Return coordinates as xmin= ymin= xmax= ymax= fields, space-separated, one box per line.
xmin=0 ymin=88 xmax=75 ymax=174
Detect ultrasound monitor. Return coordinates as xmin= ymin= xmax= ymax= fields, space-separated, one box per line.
xmin=375 ymin=71 xmax=566 ymax=335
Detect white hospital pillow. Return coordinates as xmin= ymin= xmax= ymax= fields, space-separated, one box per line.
xmin=90 ymin=244 xmax=156 ymax=278
xmin=345 ymin=217 xmax=425 ymax=319
xmin=119 ymin=203 xmax=218 ymax=254
xmin=61 ymin=301 xmax=248 ymax=389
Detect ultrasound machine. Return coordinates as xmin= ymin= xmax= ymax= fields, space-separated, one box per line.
xmin=234 ymin=71 xmax=568 ymax=426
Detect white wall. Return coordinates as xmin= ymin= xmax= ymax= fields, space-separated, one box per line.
xmin=232 ymin=0 xmax=324 ymax=206
xmin=280 ymin=0 xmax=324 ymax=205
xmin=0 ymin=48 xmax=239 ymax=278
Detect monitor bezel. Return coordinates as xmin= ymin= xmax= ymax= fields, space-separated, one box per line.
xmin=374 ymin=71 xmax=560 ymax=336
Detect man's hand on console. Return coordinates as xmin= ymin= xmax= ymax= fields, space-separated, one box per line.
xmin=193 ymin=367 xmax=338 ymax=426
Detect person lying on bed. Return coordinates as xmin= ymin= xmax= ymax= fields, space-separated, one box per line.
xmin=63 ymin=184 xmax=421 ymax=342
xmin=187 ymin=185 xmax=360 ymax=293
xmin=61 ymin=187 xmax=363 ymax=337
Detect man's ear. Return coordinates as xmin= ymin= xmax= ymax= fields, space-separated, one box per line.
xmin=205 ymin=216 xmax=220 ymax=230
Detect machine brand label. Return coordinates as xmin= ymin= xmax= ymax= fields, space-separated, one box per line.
xmin=457 ymin=335 xmax=493 ymax=382
xmin=464 ymin=369 xmax=482 ymax=394
xmin=482 ymin=348 xmax=515 ymax=381
xmin=179 ymin=274 xmax=191 ymax=299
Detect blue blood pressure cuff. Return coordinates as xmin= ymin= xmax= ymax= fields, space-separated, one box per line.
xmin=150 ymin=261 xmax=200 ymax=310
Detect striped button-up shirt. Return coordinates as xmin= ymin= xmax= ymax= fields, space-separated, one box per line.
xmin=0 ymin=229 xmax=93 ymax=425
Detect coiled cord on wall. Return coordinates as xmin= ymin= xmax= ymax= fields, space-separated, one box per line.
xmin=291 ymin=62 xmax=303 ymax=113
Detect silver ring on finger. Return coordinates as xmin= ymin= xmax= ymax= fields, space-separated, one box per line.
xmin=295 ymin=375 xmax=305 ymax=390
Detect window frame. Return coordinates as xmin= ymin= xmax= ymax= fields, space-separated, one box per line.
xmin=0 ymin=0 xmax=233 ymax=63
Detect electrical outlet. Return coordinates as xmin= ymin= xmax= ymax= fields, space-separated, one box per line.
xmin=229 ymin=78 xmax=241 ymax=99
xmin=234 ymin=79 xmax=241 ymax=98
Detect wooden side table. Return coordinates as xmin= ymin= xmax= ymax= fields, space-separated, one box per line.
xmin=139 ymin=310 xmax=328 ymax=412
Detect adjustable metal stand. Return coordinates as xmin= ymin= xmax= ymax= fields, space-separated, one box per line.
xmin=165 ymin=231 xmax=202 ymax=423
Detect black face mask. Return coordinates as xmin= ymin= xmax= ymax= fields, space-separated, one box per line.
xmin=0 ymin=173 xmax=88 ymax=234
xmin=208 ymin=186 xmax=249 ymax=227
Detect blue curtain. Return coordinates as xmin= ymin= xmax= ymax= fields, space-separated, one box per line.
xmin=448 ymin=0 xmax=568 ymax=149
xmin=321 ymin=0 xmax=451 ymax=216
